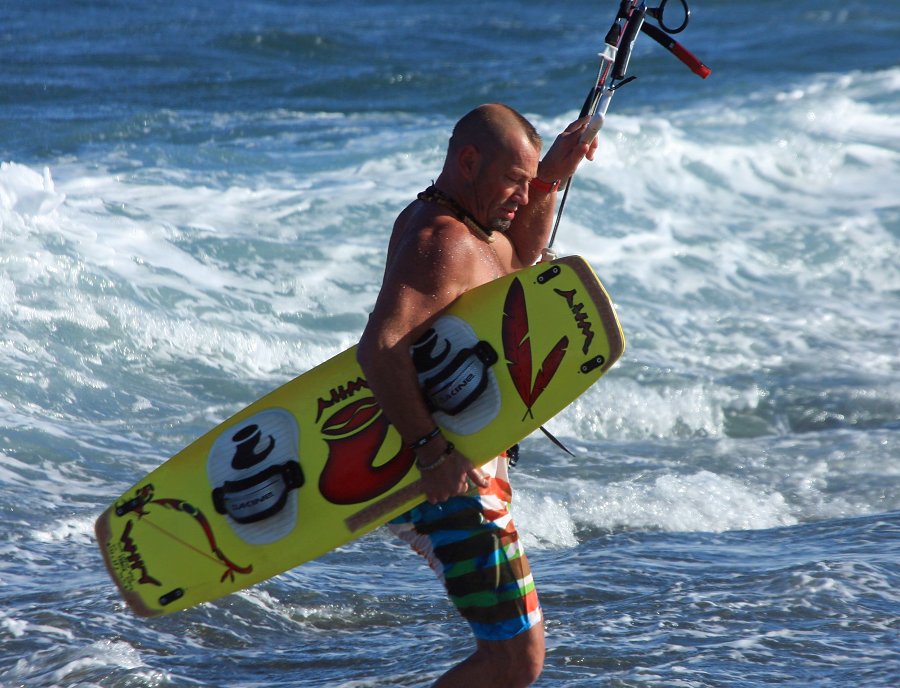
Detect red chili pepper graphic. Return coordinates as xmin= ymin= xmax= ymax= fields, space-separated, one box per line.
xmin=321 ymin=396 xmax=381 ymax=436
xmin=318 ymin=396 xmax=415 ymax=505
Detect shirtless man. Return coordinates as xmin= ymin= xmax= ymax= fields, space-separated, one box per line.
xmin=357 ymin=103 xmax=596 ymax=687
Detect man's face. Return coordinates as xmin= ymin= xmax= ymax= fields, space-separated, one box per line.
xmin=473 ymin=134 xmax=540 ymax=232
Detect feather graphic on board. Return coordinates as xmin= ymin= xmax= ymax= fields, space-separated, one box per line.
xmin=502 ymin=277 xmax=533 ymax=408
xmin=526 ymin=336 xmax=569 ymax=419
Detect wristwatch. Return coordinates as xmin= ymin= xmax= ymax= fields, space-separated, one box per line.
xmin=529 ymin=176 xmax=561 ymax=193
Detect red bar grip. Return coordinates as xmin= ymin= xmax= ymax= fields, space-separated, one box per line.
xmin=672 ymin=41 xmax=711 ymax=79
xmin=641 ymin=22 xmax=712 ymax=80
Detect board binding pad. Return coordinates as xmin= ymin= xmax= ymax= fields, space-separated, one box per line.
xmin=95 ymin=255 xmax=625 ymax=616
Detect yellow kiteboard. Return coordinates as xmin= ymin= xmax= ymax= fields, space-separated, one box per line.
xmin=95 ymin=255 xmax=625 ymax=617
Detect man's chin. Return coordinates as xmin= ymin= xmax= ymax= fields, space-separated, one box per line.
xmin=490 ymin=218 xmax=512 ymax=233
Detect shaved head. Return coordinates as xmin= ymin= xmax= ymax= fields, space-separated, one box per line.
xmin=431 ymin=103 xmax=544 ymax=237
xmin=448 ymin=104 xmax=542 ymax=160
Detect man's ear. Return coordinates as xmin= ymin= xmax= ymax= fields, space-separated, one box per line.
xmin=457 ymin=144 xmax=481 ymax=182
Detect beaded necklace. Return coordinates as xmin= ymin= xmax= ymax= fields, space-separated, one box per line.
xmin=417 ymin=185 xmax=495 ymax=243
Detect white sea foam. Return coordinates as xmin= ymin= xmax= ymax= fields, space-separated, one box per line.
xmin=1 ymin=610 xmax=29 ymax=639
xmin=1 ymin=161 xmax=379 ymax=388
xmin=567 ymin=470 xmax=796 ymax=534
xmin=46 ymin=640 xmax=156 ymax=683
xmin=512 ymin=447 xmax=801 ymax=543
xmin=0 ymin=610 xmax=74 ymax=643
xmin=31 ymin=516 xmax=96 ymax=544
xmin=0 ymin=640 xmax=169 ymax=688
xmin=556 ymin=70 xmax=900 ymax=305
xmin=550 ymin=377 xmax=728 ymax=441
xmin=0 ymin=162 xmax=66 ymax=217
xmin=513 ymin=492 xmax=579 ymax=550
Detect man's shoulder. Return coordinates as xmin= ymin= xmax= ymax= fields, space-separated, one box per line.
xmin=397 ymin=203 xmax=478 ymax=252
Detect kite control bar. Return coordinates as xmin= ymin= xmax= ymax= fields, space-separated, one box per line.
xmin=548 ymin=0 xmax=710 ymax=248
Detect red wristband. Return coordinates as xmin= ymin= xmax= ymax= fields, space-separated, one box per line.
xmin=529 ymin=177 xmax=561 ymax=193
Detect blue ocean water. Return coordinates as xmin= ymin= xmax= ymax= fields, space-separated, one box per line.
xmin=1 ymin=0 xmax=898 ymax=686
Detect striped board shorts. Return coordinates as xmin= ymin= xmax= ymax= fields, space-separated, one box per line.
xmin=388 ymin=455 xmax=542 ymax=641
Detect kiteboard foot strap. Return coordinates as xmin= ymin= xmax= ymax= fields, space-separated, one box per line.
xmin=421 ymin=340 xmax=498 ymax=416
xmin=211 ymin=460 xmax=304 ymax=524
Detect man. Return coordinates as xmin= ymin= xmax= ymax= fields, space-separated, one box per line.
xmin=357 ymin=103 xmax=597 ymax=687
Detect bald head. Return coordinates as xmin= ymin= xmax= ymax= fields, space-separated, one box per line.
xmin=447 ymin=104 xmax=542 ymax=161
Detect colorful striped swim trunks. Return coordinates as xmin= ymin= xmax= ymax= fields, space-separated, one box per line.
xmin=388 ymin=456 xmax=542 ymax=641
